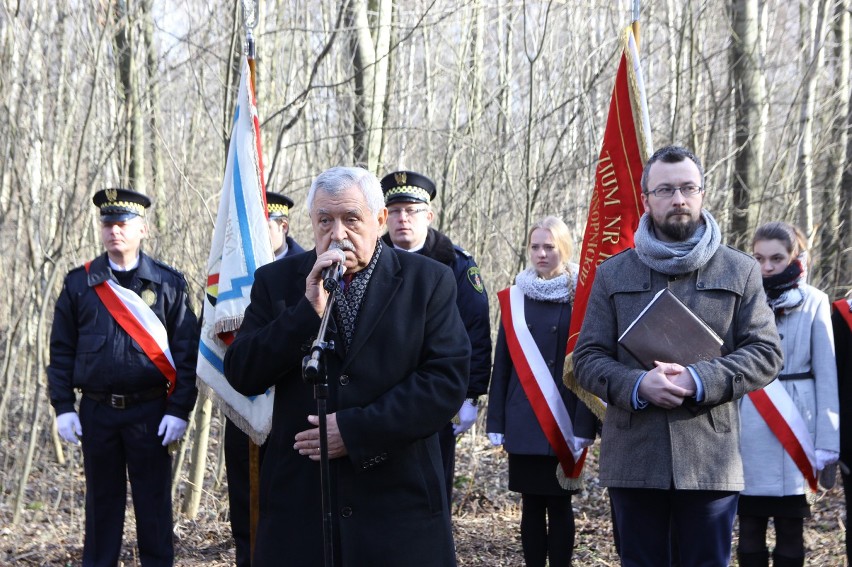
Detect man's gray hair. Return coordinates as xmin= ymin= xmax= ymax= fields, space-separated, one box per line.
xmin=306 ymin=166 xmax=385 ymax=216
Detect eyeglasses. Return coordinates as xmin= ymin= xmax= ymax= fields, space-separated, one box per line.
xmin=645 ymin=184 xmax=704 ymax=198
xmin=388 ymin=207 xmax=428 ymax=218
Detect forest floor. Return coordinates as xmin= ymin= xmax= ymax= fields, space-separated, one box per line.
xmin=2 ymin=429 xmax=848 ymax=566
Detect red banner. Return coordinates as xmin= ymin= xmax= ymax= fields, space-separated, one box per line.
xmin=566 ymin=26 xmax=652 ymax=354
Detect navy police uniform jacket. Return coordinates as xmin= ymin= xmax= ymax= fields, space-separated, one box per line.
xmin=382 ymin=227 xmax=491 ymax=397
xmin=285 ymin=235 xmax=305 ymax=257
xmin=47 ymin=252 xmax=199 ymax=420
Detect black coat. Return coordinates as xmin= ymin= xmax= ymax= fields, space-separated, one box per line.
xmin=382 ymin=228 xmax=491 ymax=397
xmin=224 ymin=246 xmax=470 ymax=566
xmin=487 ymin=294 xmax=597 ymax=455
xmin=833 ymin=300 xmax=852 ymax=466
xmin=47 ymin=252 xmax=199 ymax=419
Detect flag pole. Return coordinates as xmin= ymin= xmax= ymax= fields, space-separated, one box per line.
xmin=241 ymin=1 xmax=262 ymax=561
xmin=632 ymin=0 xmax=641 ymax=49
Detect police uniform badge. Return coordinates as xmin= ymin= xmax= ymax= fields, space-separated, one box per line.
xmin=141 ymin=289 xmax=157 ymax=306
xmin=105 ymin=187 xmax=118 ymax=202
xmin=467 ymin=267 xmax=484 ymax=294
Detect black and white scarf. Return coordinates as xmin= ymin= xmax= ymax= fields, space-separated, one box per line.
xmin=763 ymin=259 xmax=805 ymax=315
xmin=334 ymin=240 xmax=383 ymax=350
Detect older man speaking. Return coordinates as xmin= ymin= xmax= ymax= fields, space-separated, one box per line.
xmin=225 ymin=166 xmax=470 ymax=566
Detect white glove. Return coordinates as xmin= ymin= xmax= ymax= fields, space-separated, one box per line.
xmin=56 ymin=412 xmax=82 ymax=444
xmin=488 ymin=432 xmax=504 ymax=446
xmin=816 ymin=449 xmax=840 ymax=471
xmin=157 ymin=415 xmax=188 ymax=446
xmin=452 ymin=399 xmax=478 ymax=436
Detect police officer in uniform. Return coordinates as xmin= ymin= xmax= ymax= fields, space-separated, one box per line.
xmin=266 ymin=191 xmax=305 ymax=261
xmin=380 ymin=170 xmax=492 ymax=504
xmin=225 ymin=190 xmax=304 ymax=566
xmin=48 ymin=188 xmax=199 ymax=566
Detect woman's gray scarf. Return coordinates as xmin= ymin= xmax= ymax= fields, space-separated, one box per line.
xmin=514 ymin=263 xmax=578 ymax=304
xmin=633 ymin=210 xmax=722 ymax=275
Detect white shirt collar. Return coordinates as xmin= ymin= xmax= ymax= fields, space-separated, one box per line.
xmin=109 ymin=255 xmax=140 ymax=272
xmin=274 ymin=242 xmax=289 ymax=261
xmin=393 ymin=241 xmax=425 ymax=253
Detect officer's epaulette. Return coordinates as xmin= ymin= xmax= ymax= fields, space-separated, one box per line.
xmin=152 ymin=258 xmax=186 ymax=278
xmin=453 ymin=244 xmax=472 ymax=259
xmin=68 ymin=264 xmax=87 ymax=276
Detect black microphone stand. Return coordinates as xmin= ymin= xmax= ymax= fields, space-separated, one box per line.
xmin=302 ymin=274 xmax=339 ymax=567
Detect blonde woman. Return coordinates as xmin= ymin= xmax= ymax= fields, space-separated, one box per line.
xmin=487 ymin=216 xmax=596 ymax=567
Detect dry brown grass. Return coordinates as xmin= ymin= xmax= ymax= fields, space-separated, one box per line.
xmin=2 ymin=431 xmax=847 ymax=566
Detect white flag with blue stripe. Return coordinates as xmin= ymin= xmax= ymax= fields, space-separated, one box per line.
xmin=196 ymin=57 xmax=275 ymax=444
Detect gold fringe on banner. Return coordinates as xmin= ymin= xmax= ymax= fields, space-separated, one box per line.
xmin=562 ymin=352 xmax=607 ymax=422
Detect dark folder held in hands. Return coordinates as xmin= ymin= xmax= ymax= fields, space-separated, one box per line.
xmin=618 ymin=288 xmax=725 ymax=370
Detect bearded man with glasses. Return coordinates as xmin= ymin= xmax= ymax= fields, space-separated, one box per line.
xmin=573 ymin=145 xmax=782 ymax=566
xmin=380 ymin=170 xmax=492 ymax=508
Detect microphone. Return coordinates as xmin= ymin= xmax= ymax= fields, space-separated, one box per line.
xmin=321 ymin=249 xmax=346 ymax=292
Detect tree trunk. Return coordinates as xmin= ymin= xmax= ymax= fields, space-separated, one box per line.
xmin=348 ymin=0 xmax=391 ymax=170
xmin=182 ymin=395 xmax=212 ymax=518
xmin=837 ymin=0 xmax=852 ymax=291
xmin=113 ymin=0 xmax=146 ymax=189
xmin=140 ymin=0 xmax=166 ymax=232
xmin=817 ymin=0 xmax=851 ymax=291
xmin=12 ymin=262 xmax=61 ymax=524
xmin=729 ymin=0 xmax=766 ymax=249
xmin=796 ymin=0 xmax=830 ymax=239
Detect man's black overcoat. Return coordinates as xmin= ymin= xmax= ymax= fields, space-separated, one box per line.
xmin=225 ymin=246 xmax=470 ymax=566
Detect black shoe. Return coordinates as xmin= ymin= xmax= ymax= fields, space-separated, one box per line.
xmin=771 ymin=550 xmax=805 ymax=567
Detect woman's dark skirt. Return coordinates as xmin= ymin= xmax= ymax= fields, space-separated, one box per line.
xmin=508 ymin=453 xmax=578 ymax=496
xmin=737 ymin=494 xmax=811 ymax=518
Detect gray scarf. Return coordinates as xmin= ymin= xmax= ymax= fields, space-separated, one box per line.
xmin=514 ymin=263 xmax=578 ymax=304
xmin=633 ymin=209 xmax=721 ymax=275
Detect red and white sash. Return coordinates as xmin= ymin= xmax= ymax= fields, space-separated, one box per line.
xmin=747 ymin=379 xmax=817 ymax=491
xmin=85 ymin=261 xmax=177 ymax=395
xmin=498 ymin=286 xmax=589 ymax=478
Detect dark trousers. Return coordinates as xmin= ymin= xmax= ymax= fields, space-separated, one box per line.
xmin=521 ymin=493 xmax=575 ymax=567
xmin=438 ymin=422 xmax=456 ymax=506
xmin=79 ymin=395 xmax=173 ymax=567
xmin=609 ymin=487 xmax=738 ymax=567
xmin=225 ymin=419 xmax=268 ymax=567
